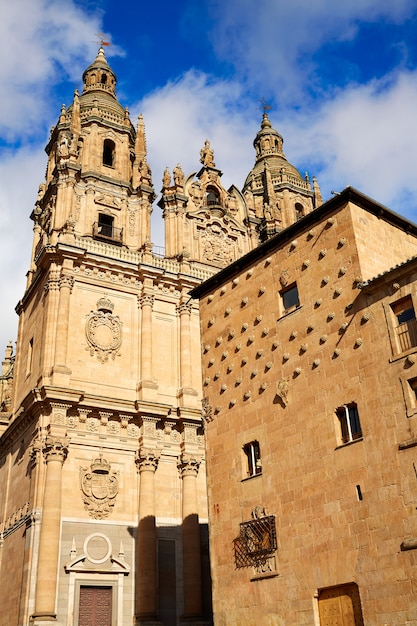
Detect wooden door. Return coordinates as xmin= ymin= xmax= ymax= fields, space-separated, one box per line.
xmin=318 ymin=583 xmax=364 ymax=626
xmin=78 ymin=586 xmax=112 ymax=626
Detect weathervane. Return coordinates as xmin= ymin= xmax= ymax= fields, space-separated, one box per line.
xmin=95 ymin=32 xmax=111 ymax=47
xmin=259 ymin=97 xmax=272 ymax=114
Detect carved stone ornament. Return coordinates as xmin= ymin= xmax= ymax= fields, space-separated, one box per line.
xmin=279 ymin=269 xmax=290 ymax=287
xmin=85 ymin=297 xmax=122 ymax=362
xmin=201 ymin=226 xmax=233 ymax=266
xmin=276 ymin=377 xmax=290 ymax=406
xmin=80 ymin=453 xmax=119 ymax=520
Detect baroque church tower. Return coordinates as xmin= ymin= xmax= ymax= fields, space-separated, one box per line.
xmin=0 ymin=48 xmax=322 ymax=626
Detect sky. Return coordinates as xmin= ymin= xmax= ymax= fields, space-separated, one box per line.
xmin=1 ymin=0 xmax=417 ymax=352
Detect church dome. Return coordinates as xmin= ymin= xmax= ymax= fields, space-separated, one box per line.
xmin=69 ymin=47 xmax=126 ymax=120
xmin=243 ymin=113 xmax=305 ymax=190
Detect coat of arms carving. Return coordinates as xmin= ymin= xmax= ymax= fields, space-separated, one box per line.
xmin=85 ymin=296 xmax=122 ymax=362
xmin=80 ymin=453 xmax=119 ymax=519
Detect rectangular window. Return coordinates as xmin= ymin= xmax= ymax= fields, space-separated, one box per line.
xmin=243 ymin=441 xmax=262 ymax=477
xmin=409 ymin=377 xmax=417 ymax=402
xmin=336 ymin=403 xmax=362 ymax=444
xmin=280 ymin=283 xmax=300 ymax=315
xmin=98 ymin=213 xmax=114 ymax=238
xmin=26 ymin=338 xmax=33 ymax=376
xmin=391 ymin=296 xmax=417 ymax=352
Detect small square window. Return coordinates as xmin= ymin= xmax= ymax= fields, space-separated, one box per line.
xmin=336 ymin=403 xmax=362 ymax=444
xmin=243 ymin=441 xmax=262 ymax=478
xmin=280 ymin=283 xmax=300 ymax=314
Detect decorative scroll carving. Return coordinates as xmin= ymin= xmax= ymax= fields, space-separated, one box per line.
xmin=139 ymin=293 xmax=154 ymax=308
xmin=95 ymin=193 xmax=121 ymax=210
xmin=85 ymin=297 xmax=122 ymax=363
xmin=127 ymin=423 xmax=140 ymax=437
xmin=43 ymin=436 xmax=69 ymax=464
xmin=178 ymin=454 xmax=200 ymax=478
xmin=60 ymin=275 xmax=75 ymax=290
xmin=135 ymin=449 xmax=160 ymax=473
xmin=177 ymin=302 xmax=192 ymax=316
xmin=80 ymin=453 xmax=119 ymax=519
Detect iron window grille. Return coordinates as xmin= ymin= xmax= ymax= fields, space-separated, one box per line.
xmin=234 ymin=514 xmax=277 ymax=568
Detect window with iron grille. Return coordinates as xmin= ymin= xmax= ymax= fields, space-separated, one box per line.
xmin=234 ymin=514 xmax=277 ymax=568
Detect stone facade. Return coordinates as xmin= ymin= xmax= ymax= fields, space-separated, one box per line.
xmin=192 ymin=188 xmax=417 ymax=625
xmin=0 ymin=48 xmax=324 ymax=626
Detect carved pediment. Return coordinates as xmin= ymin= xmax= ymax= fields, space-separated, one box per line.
xmin=95 ymin=193 xmax=121 ymax=210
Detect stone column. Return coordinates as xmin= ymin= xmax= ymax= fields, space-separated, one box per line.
xmin=31 ymin=436 xmax=68 ymax=623
xmin=178 ymin=454 xmax=203 ymax=619
xmin=178 ymin=301 xmax=192 ymax=390
xmin=135 ymin=449 xmax=161 ymax=625
xmin=51 ymin=274 xmax=73 ymax=384
xmin=138 ymin=293 xmax=155 ymax=385
xmin=41 ymin=270 xmax=60 ymax=382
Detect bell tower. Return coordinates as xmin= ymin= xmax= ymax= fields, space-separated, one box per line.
xmin=30 ymin=46 xmax=154 ymax=286
xmin=4 ymin=48 xmax=212 ymax=626
xmin=242 ymin=112 xmax=323 ymax=240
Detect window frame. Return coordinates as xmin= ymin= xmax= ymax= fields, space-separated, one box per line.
xmin=243 ymin=440 xmax=262 ymax=478
xmin=102 ymin=139 xmax=115 ymax=168
xmin=98 ymin=213 xmax=114 ymax=238
xmin=390 ymin=295 xmax=417 ymax=353
xmin=336 ymin=403 xmax=362 ymax=445
xmin=279 ymin=282 xmax=300 ymax=316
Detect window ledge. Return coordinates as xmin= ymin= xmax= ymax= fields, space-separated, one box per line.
xmin=277 ymin=304 xmax=303 ymax=321
xmin=250 ymin=571 xmax=279 ymax=582
xmin=335 ymin=437 xmax=363 ymax=450
xmin=241 ymin=473 xmax=262 ymax=483
xmin=389 ymin=347 xmax=417 ymax=363
xmin=399 ymin=437 xmax=417 ymax=450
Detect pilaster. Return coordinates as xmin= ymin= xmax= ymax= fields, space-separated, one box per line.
xmin=137 ymin=292 xmax=158 ymax=400
xmin=50 ymin=273 xmax=74 ymax=387
xmin=135 ymin=446 xmax=162 ymax=626
xmin=178 ymin=454 xmax=205 ymax=622
xmin=31 ymin=435 xmax=68 ymax=624
xmin=177 ymin=299 xmax=198 ymax=405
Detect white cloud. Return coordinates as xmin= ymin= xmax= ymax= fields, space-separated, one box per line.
xmin=0 ymin=0 xmax=106 ymax=351
xmin=1 ymin=0 xmax=417 ymax=355
xmin=0 ymin=146 xmax=46 ymax=348
xmin=0 ymin=0 xmax=105 ymax=139
xmin=283 ymin=70 xmax=417 ymax=221
xmin=208 ymin=0 xmax=417 ymax=102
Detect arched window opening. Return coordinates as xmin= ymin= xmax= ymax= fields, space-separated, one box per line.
xmin=295 ymin=203 xmax=304 ymax=221
xmin=101 ymin=73 xmax=107 ymax=85
xmin=103 ymin=139 xmax=115 ymax=167
xmin=206 ymin=187 xmax=220 ymax=207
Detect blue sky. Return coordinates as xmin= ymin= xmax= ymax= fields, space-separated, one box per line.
xmin=1 ymin=0 xmax=417 ymax=350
